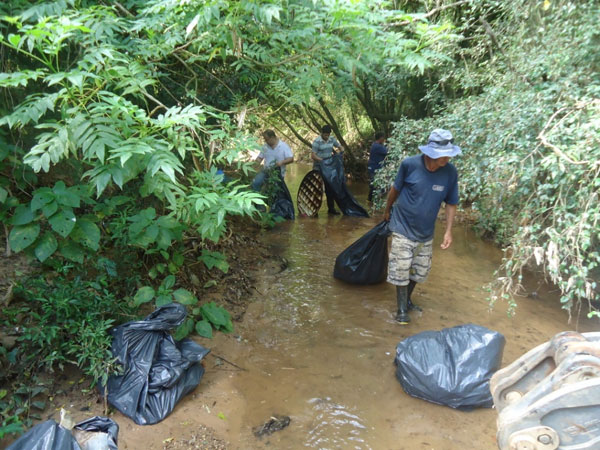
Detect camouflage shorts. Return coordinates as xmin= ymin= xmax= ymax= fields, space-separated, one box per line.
xmin=387 ymin=232 xmax=433 ymax=286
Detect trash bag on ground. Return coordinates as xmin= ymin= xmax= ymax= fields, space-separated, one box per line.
xmin=333 ymin=220 xmax=390 ymax=284
xmin=101 ymin=303 xmax=210 ymax=425
xmin=320 ymin=153 xmax=369 ymax=217
xmin=6 ymin=420 xmax=80 ymax=450
xmin=72 ymin=417 xmax=119 ymax=450
xmin=394 ymin=324 xmax=505 ymax=409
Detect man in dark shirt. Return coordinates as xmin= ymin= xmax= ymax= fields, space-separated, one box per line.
xmin=383 ymin=129 xmax=461 ymax=324
xmin=367 ymin=131 xmax=388 ymax=202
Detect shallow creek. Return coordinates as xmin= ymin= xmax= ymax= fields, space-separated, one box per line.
xmin=115 ymin=163 xmax=597 ymax=450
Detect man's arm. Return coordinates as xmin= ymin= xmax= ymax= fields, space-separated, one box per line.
xmin=441 ymin=203 xmax=456 ymax=249
xmin=276 ymin=156 xmax=294 ymax=167
xmin=333 ymin=138 xmax=343 ymax=153
xmin=383 ymin=185 xmax=399 ymax=222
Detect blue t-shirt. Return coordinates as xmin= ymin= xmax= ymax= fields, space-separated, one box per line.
xmin=389 ymin=155 xmax=459 ymax=242
xmin=367 ymin=142 xmax=388 ymax=173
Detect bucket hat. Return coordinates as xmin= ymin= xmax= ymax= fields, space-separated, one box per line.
xmin=418 ymin=129 xmax=461 ymax=159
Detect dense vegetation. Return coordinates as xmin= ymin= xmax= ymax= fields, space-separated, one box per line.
xmin=0 ymin=0 xmax=597 ymax=439
xmin=375 ymin=0 xmax=599 ymax=317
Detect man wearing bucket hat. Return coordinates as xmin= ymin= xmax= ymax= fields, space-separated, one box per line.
xmin=383 ymin=129 xmax=461 ymax=324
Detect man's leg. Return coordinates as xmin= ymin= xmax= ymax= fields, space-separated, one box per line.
xmin=368 ymin=171 xmax=374 ymax=202
xmin=387 ymin=233 xmax=415 ymax=324
xmin=251 ymin=170 xmax=266 ymax=191
xmin=407 ymin=280 xmax=422 ymax=312
xmin=406 ymin=239 xmax=433 ymax=312
xmin=396 ymin=285 xmax=410 ymax=324
xmin=324 ymin=179 xmax=339 ymax=214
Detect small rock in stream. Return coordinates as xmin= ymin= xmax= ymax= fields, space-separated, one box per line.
xmin=253 ymin=415 xmax=291 ymax=437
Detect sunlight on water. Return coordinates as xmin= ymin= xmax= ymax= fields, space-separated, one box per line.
xmin=306 ymin=397 xmax=370 ymax=450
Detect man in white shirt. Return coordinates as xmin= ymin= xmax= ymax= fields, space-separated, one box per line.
xmin=251 ymin=129 xmax=294 ymax=191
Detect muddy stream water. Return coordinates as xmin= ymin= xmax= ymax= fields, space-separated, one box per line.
xmin=111 ymin=164 xmax=597 ymax=449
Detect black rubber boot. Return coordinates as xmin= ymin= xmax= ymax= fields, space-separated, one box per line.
xmin=407 ymin=280 xmax=422 ymax=312
xmin=395 ymin=285 xmax=410 ymax=324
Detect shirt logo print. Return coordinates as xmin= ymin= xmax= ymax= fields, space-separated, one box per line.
xmin=432 ymin=185 xmax=444 ymax=192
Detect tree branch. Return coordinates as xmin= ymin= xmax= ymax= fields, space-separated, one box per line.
xmin=277 ymin=113 xmax=312 ymax=148
xmin=389 ymin=0 xmax=470 ymax=27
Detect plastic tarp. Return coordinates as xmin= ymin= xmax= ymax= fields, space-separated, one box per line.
xmin=7 ymin=417 xmax=119 ymax=450
xmin=72 ymin=417 xmax=119 ymax=450
xmin=394 ymin=324 xmax=505 ymax=409
xmin=6 ymin=421 xmax=80 ymax=450
xmin=320 ymin=153 xmax=369 ymax=217
xmin=333 ymin=220 xmax=390 ymax=284
xmin=269 ymin=170 xmax=295 ymax=220
xmin=101 ymin=303 xmax=210 ymax=425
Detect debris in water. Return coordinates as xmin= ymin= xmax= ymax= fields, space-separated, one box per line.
xmin=253 ymin=415 xmax=291 ymax=437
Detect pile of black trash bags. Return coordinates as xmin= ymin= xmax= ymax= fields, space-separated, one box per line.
xmin=7 ymin=416 xmax=119 ymax=450
xmin=8 ymin=303 xmax=209 ymax=449
xmin=102 ymin=303 xmax=210 ymax=425
xmin=394 ymin=324 xmax=505 ymax=409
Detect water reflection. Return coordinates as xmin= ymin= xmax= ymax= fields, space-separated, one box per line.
xmin=306 ymin=397 xmax=369 ymax=450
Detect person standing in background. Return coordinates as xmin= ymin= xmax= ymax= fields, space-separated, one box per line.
xmin=367 ymin=131 xmax=388 ymax=202
xmin=251 ymin=129 xmax=294 ymax=191
xmin=311 ymin=124 xmax=344 ymax=215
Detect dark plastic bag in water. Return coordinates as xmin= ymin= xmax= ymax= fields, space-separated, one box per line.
xmin=320 ymin=153 xmax=369 ymax=217
xmin=333 ymin=220 xmax=390 ymax=284
xmin=394 ymin=324 xmax=505 ymax=409
xmin=6 ymin=420 xmax=80 ymax=450
xmin=101 ymin=303 xmax=210 ymax=425
xmin=269 ymin=170 xmax=295 ymax=220
xmin=72 ymin=416 xmax=119 ymax=450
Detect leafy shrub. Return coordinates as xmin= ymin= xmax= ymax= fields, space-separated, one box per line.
xmin=380 ymin=0 xmax=600 ymax=317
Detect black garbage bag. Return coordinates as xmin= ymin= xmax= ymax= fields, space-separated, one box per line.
xmin=263 ymin=168 xmax=294 ymax=220
xmin=320 ymin=153 xmax=369 ymax=217
xmin=269 ymin=172 xmax=295 ymax=220
xmin=6 ymin=421 xmax=80 ymax=450
xmin=394 ymin=324 xmax=505 ymax=409
xmin=101 ymin=303 xmax=210 ymax=425
xmin=72 ymin=417 xmax=119 ymax=450
xmin=333 ymin=220 xmax=390 ymax=284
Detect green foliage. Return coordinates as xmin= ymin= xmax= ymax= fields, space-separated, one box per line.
xmin=382 ymin=0 xmax=600 ymax=317
xmin=0 ymin=382 xmax=48 ymax=439
xmin=0 ymin=272 xmax=134 ymax=437
xmin=134 ymin=276 xmax=233 ymax=339
xmin=6 ymin=275 xmax=132 ymax=384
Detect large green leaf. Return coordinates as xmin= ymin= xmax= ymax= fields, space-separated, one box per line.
xmin=59 ymin=240 xmax=85 ymax=264
xmin=173 ymin=317 xmax=194 ymax=340
xmin=133 ymin=286 xmax=155 ymax=306
xmin=31 ymin=188 xmax=54 ymax=210
xmin=52 ymin=181 xmax=80 ymax=208
xmin=155 ymin=294 xmax=172 ymax=307
xmin=200 ymin=301 xmax=233 ymax=332
xmin=0 ymin=186 xmax=8 ymax=204
xmin=41 ymin=200 xmax=58 ymax=218
xmin=173 ymin=288 xmax=198 ymax=305
xmin=70 ymin=219 xmax=100 ymax=251
xmin=34 ymin=232 xmax=58 ymax=262
xmin=9 ymin=223 xmax=40 ymax=252
xmin=10 ymin=204 xmax=34 ymax=225
xmin=195 ymin=319 xmax=213 ymax=338
xmin=49 ymin=208 xmax=76 ymax=237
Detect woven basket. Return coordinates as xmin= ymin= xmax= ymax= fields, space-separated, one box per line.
xmin=297 ymin=170 xmax=323 ymax=217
